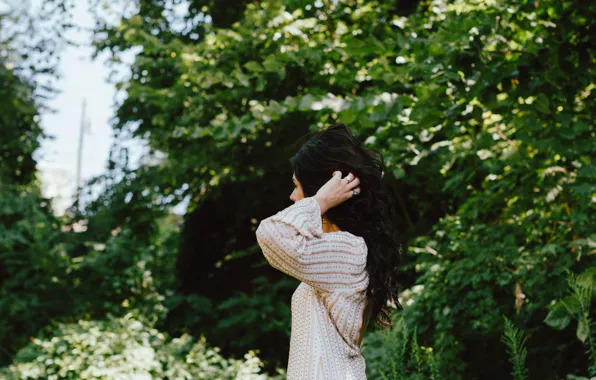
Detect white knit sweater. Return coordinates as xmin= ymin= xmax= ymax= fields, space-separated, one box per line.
xmin=256 ymin=197 xmax=370 ymax=380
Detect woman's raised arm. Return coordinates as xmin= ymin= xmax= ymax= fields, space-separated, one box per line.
xmin=256 ymin=197 xmax=367 ymax=293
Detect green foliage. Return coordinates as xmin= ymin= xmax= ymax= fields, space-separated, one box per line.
xmin=215 ymin=275 xmax=295 ymax=348
xmin=0 ymin=66 xmax=43 ymax=185
xmin=1 ymin=0 xmax=278 ymax=376
xmin=87 ymin=0 xmax=596 ymax=377
xmin=1 ymin=0 xmax=594 ymax=377
xmin=545 ymin=269 xmax=596 ymax=376
xmin=0 ymin=188 xmax=178 ymax=365
xmin=0 ymin=313 xmax=276 ymax=379
xmin=363 ymin=316 xmax=441 ymax=380
xmin=0 ymin=182 xmax=67 ymax=364
xmin=0 ymin=30 xmax=68 ymax=363
xmin=502 ymin=317 xmax=529 ymax=380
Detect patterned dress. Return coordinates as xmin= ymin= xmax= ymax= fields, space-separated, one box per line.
xmin=256 ymin=197 xmax=370 ymax=380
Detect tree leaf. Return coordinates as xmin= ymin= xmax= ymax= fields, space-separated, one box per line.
xmin=535 ymin=93 xmax=550 ymax=114
xmin=244 ymin=61 xmax=263 ymax=72
xmin=338 ymin=109 xmax=357 ymax=124
xmin=262 ymin=55 xmax=282 ymax=73
xmin=559 ymin=296 xmax=581 ymax=316
xmin=576 ymin=318 xmax=589 ymax=343
xmin=573 ymin=121 xmax=589 ymax=134
xmin=544 ymin=302 xmax=571 ymax=330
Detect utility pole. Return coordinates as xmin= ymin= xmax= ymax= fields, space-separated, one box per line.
xmin=75 ymin=99 xmax=86 ymax=206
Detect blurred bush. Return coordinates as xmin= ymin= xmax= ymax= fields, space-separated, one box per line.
xmin=1 ymin=314 xmax=276 ymax=379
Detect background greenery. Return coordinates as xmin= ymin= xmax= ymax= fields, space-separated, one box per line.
xmin=1 ymin=0 xmax=594 ymax=378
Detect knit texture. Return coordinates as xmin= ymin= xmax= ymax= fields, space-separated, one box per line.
xmin=256 ymin=197 xmax=370 ymax=380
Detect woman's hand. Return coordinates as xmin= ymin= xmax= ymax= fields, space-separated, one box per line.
xmin=314 ymin=171 xmax=361 ymax=214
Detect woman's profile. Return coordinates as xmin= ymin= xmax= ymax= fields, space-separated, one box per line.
xmin=256 ymin=123 xmax=401 ymax=379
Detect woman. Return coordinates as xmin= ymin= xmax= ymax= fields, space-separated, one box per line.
xmin=256 ymin=123 xmax=401 ymax=379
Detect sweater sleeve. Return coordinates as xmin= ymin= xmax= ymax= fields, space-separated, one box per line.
xmin=256 ymin=197 xmax=367 ymax=292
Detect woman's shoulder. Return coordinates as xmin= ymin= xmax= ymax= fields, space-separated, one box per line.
xmin=320 ymin=231 xmax=367 ymax=254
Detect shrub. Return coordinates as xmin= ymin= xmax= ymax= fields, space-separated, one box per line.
xmin=1 ymin=313 xmax=277 ymax=380
xmin=363 ymin=316 xmax=441 ymax=380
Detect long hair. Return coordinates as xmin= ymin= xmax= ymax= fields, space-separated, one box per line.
xmin=290 ymin=123 xmax=402 ymax=328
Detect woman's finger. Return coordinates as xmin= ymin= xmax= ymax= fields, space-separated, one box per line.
xmin=351 ymin=187 xmax=361 ymax=197
xmin=348 ymin=177 xmax=360 ymax=189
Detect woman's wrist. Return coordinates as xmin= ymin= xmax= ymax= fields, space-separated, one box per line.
xmin=313 ymin=194 xmax=330 ymax=215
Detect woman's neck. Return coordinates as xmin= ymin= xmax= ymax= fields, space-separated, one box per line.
xmin=322 ymin=218 xmax=341 ymax=233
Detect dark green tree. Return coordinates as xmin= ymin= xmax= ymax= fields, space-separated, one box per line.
xmin=0 ymin=0 xmax=74 ymax=364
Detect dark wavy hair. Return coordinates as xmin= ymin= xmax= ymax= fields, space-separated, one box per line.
xmin=290 ymin=123 xmax=402 ymax=328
